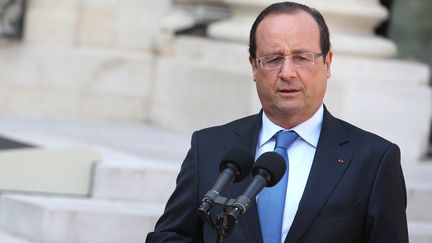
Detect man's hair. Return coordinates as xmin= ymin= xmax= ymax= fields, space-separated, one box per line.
xmin=249 ymin=2 xmax=331 ymax=60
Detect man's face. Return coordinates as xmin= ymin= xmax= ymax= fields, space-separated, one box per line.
xmin=250 ymin=11 xmax=332 ymax=128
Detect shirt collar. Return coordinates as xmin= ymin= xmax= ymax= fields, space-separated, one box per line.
xmin=258 ymin=104 xmax=324 ymax=148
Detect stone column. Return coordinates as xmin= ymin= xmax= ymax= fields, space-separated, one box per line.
xmin=208 ymin=0 xmax=397 ymax=57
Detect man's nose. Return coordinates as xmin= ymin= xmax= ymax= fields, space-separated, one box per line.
xmin=279 ymin=57 xmax=297 ymax=79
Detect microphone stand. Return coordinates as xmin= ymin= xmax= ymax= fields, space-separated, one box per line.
xmin=216 ymin=212 xmax=227 ymax=243
xmin=198 ymin=151 xmax=283 ymax=243
xmin=197 ymin=196 xmax=238 ymax=243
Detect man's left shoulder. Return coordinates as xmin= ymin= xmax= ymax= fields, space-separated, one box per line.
xmin=328 ymin=112 xmax=397 ymax=149
xmin=323 ymin=110 xmax=397 ymax=148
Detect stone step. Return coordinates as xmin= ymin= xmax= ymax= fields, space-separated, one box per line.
xmin=407 ymin=183 xmax=432 ymax=222
xmin=0 ymin=193 xmax=429 ymax=243
xmin=404 ymin=163 xmax=432 ymax=222
xmin=0 ymin=194 xmax=164 ymax=243
xmin=92 ymin=154 xmax=180 ymax=203
xmin=0 ymin=228 xmax=32 ymax=243
xmin=91 ymin=156 xmax=432 ymax=207
xmin=409 ymin=221 xmax=432 ymax=243
xmin=0 ymin=115 xmax=188 ymax=202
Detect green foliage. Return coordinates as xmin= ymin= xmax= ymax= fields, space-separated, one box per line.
xmin=389 ymin=0 xmax=432 ymax=62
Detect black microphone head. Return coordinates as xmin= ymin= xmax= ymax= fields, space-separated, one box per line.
xmin=219 ymin=147 xmax=254 ymax=182
xmin=253 ymin=152 xmax=286 ymax=187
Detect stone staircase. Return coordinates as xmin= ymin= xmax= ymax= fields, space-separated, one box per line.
xmin=405 ymin=163 xmax=432 ymax=243
xmin=0 ymin=115 xmax=430 ymax=243
xmin=0 ymin=115 xmax=188 ymax=243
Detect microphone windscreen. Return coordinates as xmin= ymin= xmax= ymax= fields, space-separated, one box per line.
xmin=253 ymin=152 xmax=286 ymax=187
xmin=219 ymin=148 xmax=254 ymax=182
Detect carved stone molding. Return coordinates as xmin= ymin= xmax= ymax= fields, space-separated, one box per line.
xmin=207 ymin=0 xmax=397 ymax=58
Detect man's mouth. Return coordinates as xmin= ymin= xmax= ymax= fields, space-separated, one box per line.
xmin=278 ymin=88 xmax=300 ymax=93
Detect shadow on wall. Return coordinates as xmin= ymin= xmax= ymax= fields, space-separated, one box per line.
xmin=0 ymin=135 xmax=33 ymax=150
xmin=0 ymin=0 xmax=26 ymax=39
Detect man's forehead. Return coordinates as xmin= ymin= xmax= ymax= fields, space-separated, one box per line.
xmin=255 ymin=12 xmax=321 ymax=53
xmin=257 ymin=11 xmax=318 ymax=32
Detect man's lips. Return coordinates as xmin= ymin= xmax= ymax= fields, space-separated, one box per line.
xmin=277 ymin=88 xmax=301 ymax=93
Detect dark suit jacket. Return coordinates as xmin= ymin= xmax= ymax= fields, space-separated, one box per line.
xmin=146 ymin=108 xmax=408 ymax=243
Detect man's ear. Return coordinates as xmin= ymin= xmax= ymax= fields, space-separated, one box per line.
xmin=249 ymin=56 xmax=257 ymax=81
xmin=325 ymin=51 xmax=333 ymax=79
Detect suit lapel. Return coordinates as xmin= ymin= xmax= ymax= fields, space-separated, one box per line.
xmin=226 ymin=112 xmax=263 ymax=243
xmin=285 ymin=109 xmax=353 ymax=242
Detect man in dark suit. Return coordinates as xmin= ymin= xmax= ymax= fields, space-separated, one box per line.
xmin=146 ymin=2 xmax=408 ymax=243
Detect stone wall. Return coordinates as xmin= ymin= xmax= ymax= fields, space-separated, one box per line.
xmin=0 ymin=0 xmax=170 ymax=120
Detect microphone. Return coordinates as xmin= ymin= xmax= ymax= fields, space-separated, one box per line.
xmin=198 ymin=148 xmax=254 ymax=216
xmin=227 ymin=151 xmax=286 ymax=225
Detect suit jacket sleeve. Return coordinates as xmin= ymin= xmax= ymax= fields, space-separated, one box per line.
xmin=364 ymin=143 xmax=409 ymax=242
xmin=146 ymin=131 xmax=203 ymax=243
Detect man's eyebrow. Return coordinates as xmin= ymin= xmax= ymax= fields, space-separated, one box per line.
xmin=259 ymin=48 xmax=315 ymax=57
xmin=290 ymin=48 xmax=313 ymax=54
xmin=261 ymin=50 xmax=284 ymax=56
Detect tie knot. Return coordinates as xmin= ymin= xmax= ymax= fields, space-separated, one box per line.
xmin=275 ymin=130 xmax=298 ymax=151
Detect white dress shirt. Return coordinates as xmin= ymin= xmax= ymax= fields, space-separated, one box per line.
xmin=255 ymin=104 xmax=324 ymax=243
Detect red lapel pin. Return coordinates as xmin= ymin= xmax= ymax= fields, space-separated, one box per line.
xmin=338 ymin=159 xmax=344 ymax=164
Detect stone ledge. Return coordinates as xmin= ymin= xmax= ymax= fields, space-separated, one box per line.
xmin=92 ymin=158 xmax=180 ymax=203
xmin=0 ymin=148 xmax=99 ymax=196
xmin=0 ymin=228 xmax=31 ymax=243
xmin=0 ymin=194 xmax=164 ymax=243
xmin=408 ymin=221 xmax=432 ymax=243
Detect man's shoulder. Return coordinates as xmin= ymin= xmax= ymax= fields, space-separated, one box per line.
xmin=332 ymin=114 xmax=396 ymax=148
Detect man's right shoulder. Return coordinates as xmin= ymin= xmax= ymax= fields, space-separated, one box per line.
xmin=195 ymin=113 xmax=260 ymax=137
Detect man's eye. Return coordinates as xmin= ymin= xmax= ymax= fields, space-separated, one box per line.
xmin=293 ymin=54 xmax=312 ymax=62
xmin=265 ymin=56 xmax=283 ymax=63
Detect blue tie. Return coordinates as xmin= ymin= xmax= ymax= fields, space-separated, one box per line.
xmin=258 ymin=130 xmax=299 ymax=243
